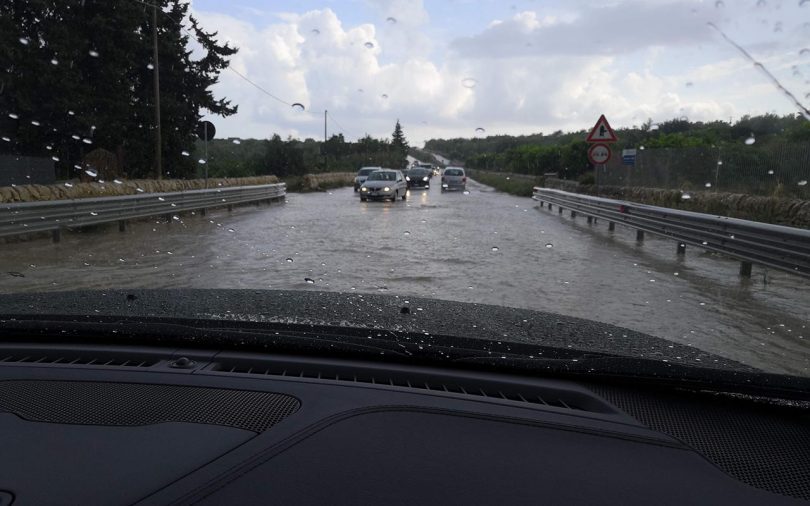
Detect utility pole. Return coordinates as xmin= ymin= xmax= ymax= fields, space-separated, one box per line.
xmin=323 ymin=109 xmax=329 ymax=172
xmin=152 ymin=4 xmax=162 ymax=179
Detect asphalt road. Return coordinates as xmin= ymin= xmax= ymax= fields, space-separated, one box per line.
xmin=1 ymin=179 xmax=808 ymax=375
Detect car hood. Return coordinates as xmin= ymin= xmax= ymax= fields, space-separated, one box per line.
xmin=0 ymin=289 xmax=745 ymax=370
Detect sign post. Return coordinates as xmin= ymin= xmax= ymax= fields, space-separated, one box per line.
xmin=196 ymin=120 xmax=216 ymax=188
xmin=585 ymin=114 xmax=618 ymax=194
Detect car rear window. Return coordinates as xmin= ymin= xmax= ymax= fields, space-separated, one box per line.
xmin=358 ymin=168 xmax=378 ymax=176
xmin=444 ymin=169 xmax=464 ymax=176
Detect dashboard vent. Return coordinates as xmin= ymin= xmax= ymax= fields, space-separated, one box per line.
xmin=0 ymin=353 xmax=156 ymax=368
xmin=212 ymin=361 xmax=613 ymax=414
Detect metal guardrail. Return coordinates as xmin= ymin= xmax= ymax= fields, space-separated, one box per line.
xmin=533 ymin=187 xmax=810 ymax=278
xmin=1 ymin=183 xmax=286 ymax=240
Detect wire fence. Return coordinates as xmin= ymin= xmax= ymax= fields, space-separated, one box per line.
xmin=598 ymin=143 xmax=810 ymax=199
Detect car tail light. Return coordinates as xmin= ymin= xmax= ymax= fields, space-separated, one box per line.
xmin=462 ymin=176 xmax=467 ymax=183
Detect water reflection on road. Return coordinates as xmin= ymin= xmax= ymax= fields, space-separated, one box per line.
xmin=1 ymin=180 xmax=808 ymax=375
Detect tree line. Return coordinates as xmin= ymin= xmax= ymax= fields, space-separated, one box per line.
xmin=426 ymin=114 xmax=810 ymax=180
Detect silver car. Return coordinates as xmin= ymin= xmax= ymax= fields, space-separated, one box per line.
xmin=354 ymin=166 xmax=381 ymax=192
xmin=360 ymin=169 xmax=407 ymax=202
xmin=441 ymin=167 xmax=466 ymax=192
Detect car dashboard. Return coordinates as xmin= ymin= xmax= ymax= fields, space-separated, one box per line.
xmin=0 ymin=341 xmax=808 ymax=505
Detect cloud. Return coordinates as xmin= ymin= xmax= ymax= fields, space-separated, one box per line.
xmin=450 ymin=2 xmax=723 ymax=58
xmin=187 ymin=1 xmax=805 ymax=145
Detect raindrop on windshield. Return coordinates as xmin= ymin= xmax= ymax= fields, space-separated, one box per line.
xmin=685 ymin=81 xmax=693 ymax=87
xmin=291 ymin=103 xmax=306 ymax=112
xmin=403 ymin=231 xmax=411 ymax=236
xmin=681 ymin=193 xmax=692 ymax=200
xmin=172 ymin=216 xmax=180 ymax=221
xmin=197 ymin=159 xmax=206 ymax=164
xmin=491 ymin=246 xmax=499 ymax=252
xmin=461 ymin=77 xmax=478 ymax=88
xmin=364 ymin=42 xmax=375 ymax=49
xmin=475 ymin=127 xmax=485 ymax=134
xmin=64 ymin=182 xmax=73 ymax=188
xmin=717 ymin=160 xmax=723 ymax=165
xmin=463 ymin=190 xmax=470 ymax=195
xmin=285 ymin=258 xmax=294 ymax=263
xmin=715 ymin=0 xmax=724 ymax=7
xmin=30 ymin=120 xmax=40 ymax=126
xmin=8 ymin=113 xmax=19 ymax=120
xmin=386 ymin=16 xmax=397 ymax=24
xmin=227 ymin=228 xmax=235 ymax=233
xmin=82 ymin=138 xmax=92 ymax=144
xmin=311 ymin=28 xmax=320 ymax=35
xmin=71 ymin=134 xmax=80 ymax=140
xmin=545 ymin=243 xmax=553 ymax=249
xmin=304 ymin=278 xmax=315 ymax=284
xmin=1 ymin=137 xmax=9 ymax=143
xmin=181 ymin=150 xmax=190 ymax=156
xmin=88 ymin=49 xmax=99 ymax=57
xmin=89 ymin=212 xmax=98 ymax=216
xmin=146 ymin=63 xmax=154 ymax=70
xmin=50 ymin=58 xmax=58 ymax=65
xmin=773 ymin=21 xmax=783 ymax=32
xmin=768 ymin=169 xmax=774 ymax=175
xmin=113 ymin=179 xmax=123 ymax=184
xmin=19 ymin=37 xmax=31 ymax=46
xmin=705 ymin=182 xmax=712 ymax=188
xmin=798 ymin=180 xmax=808 ymax=186
xmin=381 ymin=94 xmax=389 ymax=99
xmin=745 ymin=135 xmax=756 ymax=145
xmin=232 ymin=139 xmax=241 ymax=144
xmin=85 ymin=169 xmax=97 ymax=178
xmin=67 ymin=110 xmax=75 ymax=116
xmin=51 ymin=156 xmax=60 ymax=162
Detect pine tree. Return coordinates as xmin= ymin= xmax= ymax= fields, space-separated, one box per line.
xmin=0 ymin=0 xmax=238 ymax=179
xmin=391 ymin=119 xmax=408 ymax=168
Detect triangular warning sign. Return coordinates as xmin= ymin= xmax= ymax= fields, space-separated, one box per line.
xmin=586 ymin=114 xmax=618 ymax=143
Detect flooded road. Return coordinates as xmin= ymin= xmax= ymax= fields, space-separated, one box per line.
xmin=2 ymin=180 xmax=808 ymax=375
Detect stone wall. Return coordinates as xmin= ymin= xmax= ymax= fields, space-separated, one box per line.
xmin=0 ymin=175 xmax=280 ymax=203
xmin=543 ymin=177 xmax=810 ymax=229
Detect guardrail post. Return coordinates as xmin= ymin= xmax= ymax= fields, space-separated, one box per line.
xmin=739 ymin=261 xmax=753 ymax=277
xmin=200 ymin=208 xmax=206 ymax=216
xmin=118 ymin=220 xmax=127 ymax=232
xmin=608 ymin=222 xmax=615 ymax=231
xmin=547 ymin=203 xmax=552 ymax=210
xmin=636 ymin=230 xmax=644 ymax=242
xmin=587 ymin=216 xmax=593 ymax=224
xmin=558 ymin=206 xmax=563 ymax=214
xmin=51 ymin=228 xmax=61 ymax=243
xmin=227 ymin=204 xmax=233 ymax=212
xmin=677 ymin=242 xmax=686 ymax=255
xmin=570 ymin=210 xmax=576 ymax=218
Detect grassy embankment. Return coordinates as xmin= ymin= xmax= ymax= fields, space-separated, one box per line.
xmin=468 ymin=170 xmax=539 ymax=197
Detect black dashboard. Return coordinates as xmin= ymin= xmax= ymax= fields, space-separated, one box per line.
xmin=0 ymin=342 xmax=807 ymax=505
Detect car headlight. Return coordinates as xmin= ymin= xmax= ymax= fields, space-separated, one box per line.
xmin=383 ymin=187 xmax=390 ymax=192
xmin=361 ymin=187 xmax=369 ymax=192
xmin=442 ymin=183 xmax=449 ymax=188
xmin=422 ymin=176 xmax=429 ymax=181
xmin=405 ymin=176 xmax=410 ymax=181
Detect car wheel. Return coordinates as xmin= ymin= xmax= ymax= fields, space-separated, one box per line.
xmin=401 ymin=192 xmax=406 ymax=201
xmin=393 ymin=191 xmax=398 ymax=202
xmin=360 ymin=196 xmax=367 ymax=202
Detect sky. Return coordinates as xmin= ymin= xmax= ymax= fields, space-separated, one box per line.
xmin=185 ymin=0 xmax=810 ymax=146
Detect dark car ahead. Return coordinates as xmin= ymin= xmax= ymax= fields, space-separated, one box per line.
xmin=405 ymin=168 xmax=432 ymax=189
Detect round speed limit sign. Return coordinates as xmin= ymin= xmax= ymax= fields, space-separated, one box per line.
xmin=588 ymin=143 xmax=611 ymax=165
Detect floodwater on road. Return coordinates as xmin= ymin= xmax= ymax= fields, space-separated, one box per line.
xmin=1 ymin=180 xmax=808 ymax=375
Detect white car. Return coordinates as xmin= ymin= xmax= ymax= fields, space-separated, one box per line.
xmin=441 ymin=166 xmax=467 ymax=192
xmin=359 ymin=169 xmax=407 ymax=202
xmin=354 ymin=166 xmax=382 ymax=192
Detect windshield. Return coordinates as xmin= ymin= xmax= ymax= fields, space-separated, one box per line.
xmin=367 ymin=171 xmax=396 ymax=181
xmin=1 ymin=0 xmax=809 ymax=386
